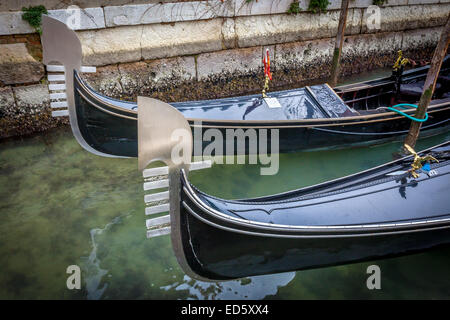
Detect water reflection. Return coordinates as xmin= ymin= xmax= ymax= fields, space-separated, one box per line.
xmin=82 ymin=215 xmax=130 ymax=300
xmin=160 ymin=273 xmax=295 ymax=300
xmin=0 ymin=126 xmax=449 ymax=299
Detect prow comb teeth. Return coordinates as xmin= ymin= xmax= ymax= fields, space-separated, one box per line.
xmin=143 ymin=165 xmax=171 ymax=238
xmin=142 ymin=161 xmax=212 ymax=239
xmin=46 ymin=64 xmax=96 ymax=118
xmin=137 ymin=96 xmax=213 ymax=239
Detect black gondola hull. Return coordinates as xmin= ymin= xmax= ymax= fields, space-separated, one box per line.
xmin=173 ymin=143 xmax=450 ymax=280
xmin=74 ymin=74 xmax=450 ymax=157
xmin=178 ymin=213 xmax=450 ymax=280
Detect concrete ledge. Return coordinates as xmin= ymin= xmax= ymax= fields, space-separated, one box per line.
xmin=0 ymin=7 xmax=105 ymax=35
xmin=196 ymin=46 xmax=262 ymax=81
xmin=0 ymin=43 xmax=44 ymax=85
xmin=78 ymin=26 xmax=142 ymax=66
xmin=141 ymin=19 xmax=224 ymax=60
xmin=235 ymin=9 xmax=362 ymax=48
xmin=0 ymin=86 xmax=15 ymax=118
xmin=402 ymin=26 xmax=443 ymax=50
xmin=47 ymin=7 xmax=105 ymax=30
xmin=408 ymin=0 xmax=441 ymax=4
xmin=0 ymin=83 xmax=68 ymax=139
xmin=75 ymin=3 xmax=448 ymax=66
xmin=0 ymin=0 xmax=445 ymax=35
xmin=119 ymin=56 xmax=197 ymax=98
xmin=78 ymin=19 xmax=225 ymax=66
xmin=80 ymin=26 xmax=442 ymax=100
xmin=361 ymin=3 xmax=450 ymax=33
xmin=104 ymin=0 xmax=234 ymax=27
xmin=0 ymin=1 xmax=195 ymax=11
xmin=0 ymin=12 xmax=34 ymax=35
xmin=13 ymin=84 xmax=50 ymax=115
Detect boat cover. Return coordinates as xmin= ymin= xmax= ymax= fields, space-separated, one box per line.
xmin=173 ymin=84 xmax=359 ymax=121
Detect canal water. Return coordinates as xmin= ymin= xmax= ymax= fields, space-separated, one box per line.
xmin=0 ymin=67 xmax=449 ymax=299
xmin=1 ymin=127 xmax=449 ymax=299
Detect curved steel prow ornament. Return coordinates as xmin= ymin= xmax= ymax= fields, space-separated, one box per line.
xmin=138 ymin=96 xmax=211 ymax=280
xmin=138 ymin=97 xmax=193 ymax=172
xmin=41 ymin=16 xmax=108 ymax=157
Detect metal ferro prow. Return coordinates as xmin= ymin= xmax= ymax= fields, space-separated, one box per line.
xmin=137 ymin=97 xmax=211 ymax=277
xmin=41 ymin=16 xmax=112 ymax=157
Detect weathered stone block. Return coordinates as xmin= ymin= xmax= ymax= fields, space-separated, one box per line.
xmin=221 ymin=18 xmax=236 ymax=49
xmin=274 ymin=38 xmax=334 ymax=85
xmin=339 ymin=31 xmax=402 ymax=74
xmin=350 ymin=0 xmax=373 ymax=8
xmin=235 ymin=10 xmax=362 ymax=49
xmin=276 ymin=38 xmax=334 ymax=70
xmin=408 ymin=0 xmax=440 ymax=5
xmin=104 ymin=1 xmax=233 ymax=27
xmin=327 ymin=0 xmax=344 ymax=10
xmin=419 ymin=3 xmax=450 ymax=28
xmin=141 ymin=19 xmax=223 ymax=60
xmin=342 ymin=31 xmax=402 ymax=58
xmin=78 ymin=26 xmax=142 ymax=66
xmin=382 ymin=0 xmax=408 ymax=5
xmin=235 ymin=13 xmax=311 ymax=48
xmin=48 ymin=7 xmax=106 ymax=30
xmin=361 ymin=4 xmax=449 ymax=33
xmin=0 ymin=12 xmax=34 ymax=35
xmin=0 ymin=7 xmax=105 ymax=35
xmin=82 ymin=64 xmax=123 ymax=97
xmin=0 ymin=86 xmax=15 ymax=118
xmin=347 ymin=8 xmax=363 ymax=35
xmin=13 ymin=84 xmax=49 ymax=115
xmin=0 ymin=43 xmax=44 ymax=85
xmin=315 ymin=10 xmax=341 ymax=38
xmin=402 ymin=26 xmax=442 ymax=51
xmin=118 ymin=56 xmax=196 ymax=97
xmin=196 ymin=46 xmax=262 ymax=81
xmin=0 ymin=0 xmax=191 ymax=11
xmin=235 ymin=0 xmax=293 ymax=16
xmin=349 ymin=0 xmax=408 ymax=8
xmin=79 ymin=18 xmax=225 ymax=66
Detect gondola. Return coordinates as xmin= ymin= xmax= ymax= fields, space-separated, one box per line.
xmin=177 ymin=142 xmax=450 ymax=280
xmin=42 ymin=16 xmax=450 ymax=158
xmin=138 ymin=97 xmax=450 ymax=281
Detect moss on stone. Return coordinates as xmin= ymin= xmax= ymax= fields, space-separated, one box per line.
xmin=21 ymin=6 xmax=47 ymax=35
xmin=308 ymin=0 xmax=330 ymax=14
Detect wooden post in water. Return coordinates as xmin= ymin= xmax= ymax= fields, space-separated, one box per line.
xmin=329 ymin=0 xmax=350 ymax=87
xmin=404 ymin=17 xmax=450 ymax=148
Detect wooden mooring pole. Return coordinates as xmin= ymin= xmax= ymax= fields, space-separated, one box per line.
xmin=404 ymin=16 xmax=450 ymax=148
xmin=329 ymin=0 xmax=350 ymax=87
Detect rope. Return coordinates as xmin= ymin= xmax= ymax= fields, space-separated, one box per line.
xmin=387 ymin=103 xmax=428 ymax=122
xmin=310 ymin=118 xmax=449 ymax=136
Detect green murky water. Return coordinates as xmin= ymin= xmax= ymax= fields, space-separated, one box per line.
xmin=0 ymin=66 xmax=449 ymax=299
xmin=1 ymin=127 xmax=449 ymax=300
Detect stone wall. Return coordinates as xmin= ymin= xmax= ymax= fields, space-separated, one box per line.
xmin=0 ymin=0 xmax=449 ymax=139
